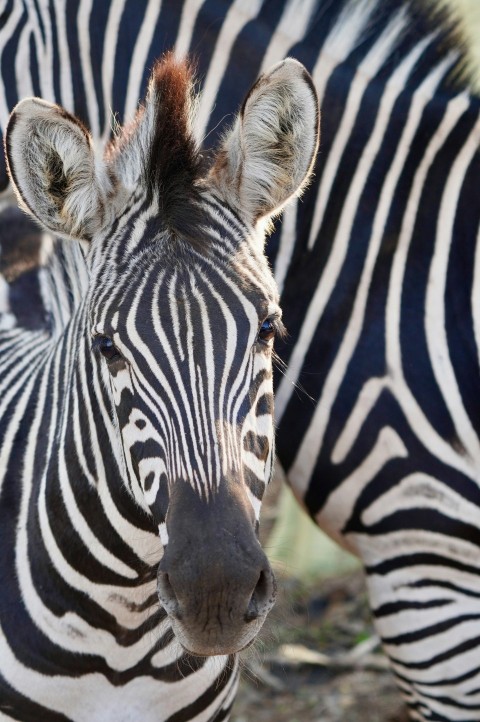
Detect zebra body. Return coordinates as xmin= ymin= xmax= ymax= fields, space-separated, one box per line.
xmin=2 ymin=1 xmax=480 ymax=721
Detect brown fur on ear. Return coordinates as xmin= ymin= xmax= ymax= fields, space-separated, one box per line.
xmin=209 ymin=58 xmax=319 ymax=226
xmin=146 ymin=53 xmax=201 ymax=200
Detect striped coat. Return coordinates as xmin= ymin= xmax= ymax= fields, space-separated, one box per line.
xmin=1 ymin=1 xmax=480 ymax=720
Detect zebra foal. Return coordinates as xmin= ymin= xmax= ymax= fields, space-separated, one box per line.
xmin=0 ymin=54 xmax=319 ymax=720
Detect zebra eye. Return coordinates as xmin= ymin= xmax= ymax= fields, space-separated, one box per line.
xmin=258 ymin=319 xmax=276 ymax=343
xmin=92 ymin=335 xmax=122 ymax=362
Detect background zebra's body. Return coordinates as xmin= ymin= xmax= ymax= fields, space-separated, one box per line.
xmin=1 ymin=1 xmax=480 ymax=721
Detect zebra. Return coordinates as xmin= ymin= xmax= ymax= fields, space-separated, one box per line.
xmin=1 ymin=0 xmax=480 ymax=720
xmin=0 ymin=51 xmax=319 ymax=722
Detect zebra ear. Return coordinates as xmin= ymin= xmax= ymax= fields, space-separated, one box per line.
xmin=209 ymin=58 xmax=319 ymax=224
xmin=5 ymin=98 xmax=110 ymax=242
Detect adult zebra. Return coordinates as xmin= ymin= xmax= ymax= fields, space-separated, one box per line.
xmin=1 ymin=1 xmax=480 ymax=721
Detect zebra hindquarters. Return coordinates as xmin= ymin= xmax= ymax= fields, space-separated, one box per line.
xmin=283 ymin=372 xmax=480 ymax=720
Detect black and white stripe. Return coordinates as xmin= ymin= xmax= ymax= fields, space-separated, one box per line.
xmin=1 ymin=1 xmax=480 ymax=720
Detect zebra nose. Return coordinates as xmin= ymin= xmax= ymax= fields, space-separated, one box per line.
xmin=244 ymin=567 xmax=277 ymax=622
xmin=157 ymin=551 xmax=277 ymax=629
xmin=155 ymin=479 xmax=277 ymax=654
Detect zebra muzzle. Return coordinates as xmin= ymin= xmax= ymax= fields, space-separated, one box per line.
xmin=155 ymin=479 xmax=276 ymax=656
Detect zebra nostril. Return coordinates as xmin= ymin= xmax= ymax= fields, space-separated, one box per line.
xmin=157 ymin=571 xmax=181 ymax=619
xmin=245 ymin=596 xmax=259 ymax=622
xmin=244 ymin=569 xmax=275 ymax=622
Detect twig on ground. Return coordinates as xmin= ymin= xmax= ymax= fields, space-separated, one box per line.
xmin=270 ymin=636 xmax=390 ymax=672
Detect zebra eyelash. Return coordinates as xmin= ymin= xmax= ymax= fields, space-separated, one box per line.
xmin=273 ymin=317 xmax=287 ymax=340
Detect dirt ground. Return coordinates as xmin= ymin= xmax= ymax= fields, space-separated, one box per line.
xmin=231 ymin=570 xmax=406 ymax=722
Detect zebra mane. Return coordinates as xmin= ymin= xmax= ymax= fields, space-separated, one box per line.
xmin=391 ymin=0 xmax=471 ymax=88
xmin=308 ymin=0 xmax=473 ymax=94
xmin=109 ymin=53 xmax=206 ymax=245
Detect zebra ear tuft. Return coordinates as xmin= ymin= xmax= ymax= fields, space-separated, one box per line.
xmin=209 ymin=58 xmax=320 ymax=224
xmin=5 ymin=98 xmax=111 ymax=242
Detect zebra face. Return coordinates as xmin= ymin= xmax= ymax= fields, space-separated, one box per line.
xmin=89 ymin=230 xmax=281 ymax=654
xmin=5 ymin=54 xmax=319 ymax=656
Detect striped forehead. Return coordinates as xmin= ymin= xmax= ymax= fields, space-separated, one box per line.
xmin=90 ymin=191 xmax=269 ymax=267
xmin=89 ymin=196 xmax=279 ymax=333
xmin=92 ymin=258 xmax=274 ymax=344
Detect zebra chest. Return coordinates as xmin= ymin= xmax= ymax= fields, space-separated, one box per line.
xmin=1 ymin=582 xmax=234 ymax=721
xmin=1 ymin=667 xmax=231 ymax=722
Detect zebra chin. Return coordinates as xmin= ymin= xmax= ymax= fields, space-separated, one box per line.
xmin=161 ymin=605 xmax=274 ymax=658
xmin=155 ymin=478 xmax=277 ymax=656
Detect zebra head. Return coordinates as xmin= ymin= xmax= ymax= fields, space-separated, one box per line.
xmin=5 ymin=55 xmax=319 ymax=656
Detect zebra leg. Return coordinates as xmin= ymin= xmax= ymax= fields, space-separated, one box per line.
xmin=300 ymin=445 xmax=480 ymax=721
xmin=361 ymin=521 xmax=480 ymax=721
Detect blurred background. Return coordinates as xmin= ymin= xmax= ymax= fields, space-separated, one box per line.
xmin=231 ymin=2 xmax=480 ymax=720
